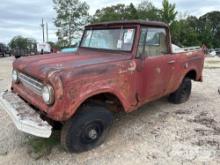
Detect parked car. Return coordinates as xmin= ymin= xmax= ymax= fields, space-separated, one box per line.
xmin=0 ymin=43 xmax=11 ymax=57
xmin=60 ymin=47 xmax=78 ymax=53
xmin=0 ymin=20 xmax=205 ymax=153
xmin=208 ymin=49 xmax=217 ymax=56
xmin=215 ymin=48 xmax=220 ymax=55
xmin=60 ymin=42 xmax=79 ymax=54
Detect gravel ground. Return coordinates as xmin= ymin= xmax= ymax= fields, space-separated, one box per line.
xmin=205 ymin=56 xmax=220 ymax=69
xmin=0 ymin=56 xmax=220 ymax=165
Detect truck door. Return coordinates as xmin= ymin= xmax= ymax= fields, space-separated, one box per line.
xmin=136 ymin=27 xmax=175 ymax=102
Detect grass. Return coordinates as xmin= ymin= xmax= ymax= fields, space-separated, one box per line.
xmin=27 ymin=131 xmax=60 ymax=160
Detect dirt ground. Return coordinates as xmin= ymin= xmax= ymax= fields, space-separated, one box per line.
xmin=204 ymin=56 xmax=220 ymax=69
xmin=0 ymin=56 xmax=220 ymax=165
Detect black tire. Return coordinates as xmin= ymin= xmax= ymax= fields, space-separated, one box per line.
xmin=15 ymin=55 xmax=21 ymax=59
xmin=61 ymin=104 xmax=113 ymax=153
xmin=168 ymin=78 xmax=192 ymax=104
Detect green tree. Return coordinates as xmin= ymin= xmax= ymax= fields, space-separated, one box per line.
xmin=9 ymin=36 xmax=36 ymax=50
xmin=89 ymin=0 xmax=220 ymax=49
xmin=125 ymin=3 xmax=139 ymax=20
xmin=171 ymin=16 xmax=201 ymax=47
xmin=199 ymin=11 xmax=220 ymax=48
xmin=92 ymin=4 xmax=126 ymax=23
xmin=137 ymin=0 xmax=161 ymax=21
xmin=53 ymin=0 xmax=89 ymax=46
xmin=160 ymin=0 xmax=177 ymax=25
xmin=92 ymin=3 xmax=139 ymax=23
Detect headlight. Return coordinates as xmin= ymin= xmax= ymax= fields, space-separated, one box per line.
xmin=12 ymin=70 xmax=19 ymax=83
xmin=42 ymin=85 xmax=54 ymax=105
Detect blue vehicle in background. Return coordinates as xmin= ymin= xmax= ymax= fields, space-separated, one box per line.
xmin=60 ymin=47 xmax=78 ymax=53
xmin=60 ymin=42 xmax=79 ymax=54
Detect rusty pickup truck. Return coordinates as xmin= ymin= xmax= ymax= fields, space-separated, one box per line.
xmin=0 ymin=20 xmax=205 ymax=153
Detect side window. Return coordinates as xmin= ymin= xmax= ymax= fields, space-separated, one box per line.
xmin=137 ymin=27 xmax=168 ymax=57
xmin=145 ymin=28 xmax=168 ymax=56
xmin=137 ymin=28 xmax=147 ymax=57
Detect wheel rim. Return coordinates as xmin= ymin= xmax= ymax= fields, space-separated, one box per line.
xmin=80 ymin=121 xmax=104 ymax=144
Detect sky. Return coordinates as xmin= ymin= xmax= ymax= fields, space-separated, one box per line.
xmin=0 ymin=0 xmax=220 ymax=44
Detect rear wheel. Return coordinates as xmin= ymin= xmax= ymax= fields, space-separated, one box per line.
xmin=168 ymin=78 xmax=192 ymax=104
xmin=61 ymin=104 xmax=113 ymax=153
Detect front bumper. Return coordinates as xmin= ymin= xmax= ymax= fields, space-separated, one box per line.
xmin=0 ymin=91 xmax=52 ymax=138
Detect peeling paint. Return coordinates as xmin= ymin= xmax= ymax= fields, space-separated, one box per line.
xmin=10 ymin=22 xmax=205 ymax=122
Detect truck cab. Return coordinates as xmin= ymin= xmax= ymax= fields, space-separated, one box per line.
xmin=0 ymin=20 xmax=205 ymax=153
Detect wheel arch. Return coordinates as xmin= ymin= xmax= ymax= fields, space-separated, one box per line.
xmin=81 ymin=92 xmax=125 ymax=110
xmin=184 ymin=69 xmax=197 ymax=80
xmin=69 ymin=90 xmax=127 ymax=119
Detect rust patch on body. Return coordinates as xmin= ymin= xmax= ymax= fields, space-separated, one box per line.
xmin=11 ymin=21 xmax=205 ymax=122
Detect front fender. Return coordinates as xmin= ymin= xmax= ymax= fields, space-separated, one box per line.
xmin=61 ymin=81 xmax=137 ymax=121
xmin=46 ymin=60 xmax=138 ymax=121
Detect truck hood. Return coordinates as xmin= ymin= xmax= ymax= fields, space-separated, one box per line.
xmin=13 ymin=51 xmax=131 ymax=80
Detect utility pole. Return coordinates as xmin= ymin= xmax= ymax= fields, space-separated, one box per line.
xmin=41 ymin=18 xmax=45 ymax=43
xmin=46 ymin=22 xmax=49 ymax=42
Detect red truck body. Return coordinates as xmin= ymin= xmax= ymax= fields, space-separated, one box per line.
xmin=0 ymin=20 xmax=205 ymax=152
xmin=11 ymin=20 xmax=204 ymax=122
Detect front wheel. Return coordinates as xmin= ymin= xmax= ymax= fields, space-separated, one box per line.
xmin=168 ymin=78 xmax=192 ymax=104
xmin=61 ymin=104 xmax=113 ymax=153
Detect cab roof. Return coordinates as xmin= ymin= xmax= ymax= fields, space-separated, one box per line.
xmin=86 ymin=20 xmax=169 ymax=29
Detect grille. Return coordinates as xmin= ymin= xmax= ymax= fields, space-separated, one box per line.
xmin=18 ymin=73 xmax=43 ymax=95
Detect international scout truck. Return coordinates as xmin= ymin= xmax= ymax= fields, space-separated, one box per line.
xmin=0 ymin=20 xmax=205 ymax=153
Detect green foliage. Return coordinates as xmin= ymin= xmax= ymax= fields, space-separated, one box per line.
xmin=92 ymin=4 xmax=134 ymax=23
xmin=199 ymin=11 xmax=220 ymax=48
xmin=125 ymin=3 xmax=139 ymax=20
xmin=8 ymin=0 xmax=219 ymax=51
xmin=91 ymin=0 xmax=219 ymax=48
xmin=55 ymin=40 xmax=69 ymax=49
xmin=160 ymin=0 xmax=177 ymax=25
xmin=171 ymin=11 xmax=220 ymax=48
xmin=137 ymin=0 xmax=161 ymax=21
xmin=170 ymin=17 xmax=201 ymax=47
xmin=47 ymin=41 xmax=56 ymax=48
xmin=53 ymin=0 xmax=89 ymax=46
xmin=9 ymin=36 xmax=36 ymax=50
xmin=27 ymin=131 xmax=60 ymax=160
xmin=92 ymin=1 xmax=160 ymax=23
xmin=47 ymin=41 xmax=65 ymax=49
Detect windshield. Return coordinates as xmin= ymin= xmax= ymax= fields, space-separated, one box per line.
xmin=80 ymin=28 xmax=135 ymax=51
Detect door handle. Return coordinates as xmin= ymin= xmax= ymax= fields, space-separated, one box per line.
xmin=168 ymin=60 xmax=176 ymax=64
